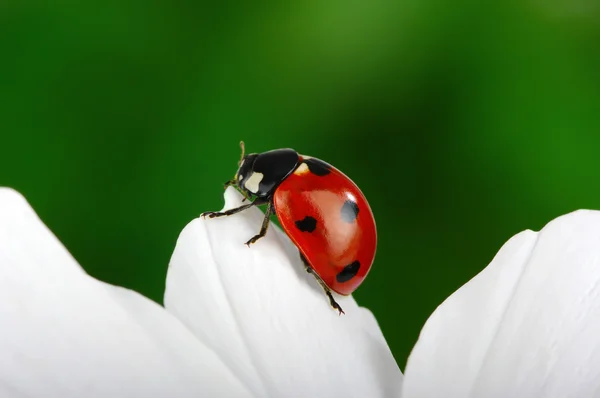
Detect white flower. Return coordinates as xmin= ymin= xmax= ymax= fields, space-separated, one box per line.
xmin=0 ymin=186 xmax=400 ymax=398
xmin=164 ymin=188 xmax=402 ymax=397
xmin=402 ymin=208 xmax=600 ymax=398
xmin=1 ymin=185 xmax=600 ymax=398
xmin=0 ymin=188 xmax=250 ymax=398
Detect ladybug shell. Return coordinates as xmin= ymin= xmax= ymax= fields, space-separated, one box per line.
xmin=273 ymin=156 xmax=377 ymax=296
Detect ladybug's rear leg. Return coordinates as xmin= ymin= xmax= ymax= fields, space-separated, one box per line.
xmin=300 ymin=254 xmax=345 ymax=315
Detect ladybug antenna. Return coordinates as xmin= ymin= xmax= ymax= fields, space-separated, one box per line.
xmin=238 ymin=141 xmax=246 ymax=166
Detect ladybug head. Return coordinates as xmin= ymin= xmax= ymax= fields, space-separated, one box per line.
xmin=235 ymin=153 xmax=259 ymax=193
xmin=231 ymin=143 xmax=300 ymax=199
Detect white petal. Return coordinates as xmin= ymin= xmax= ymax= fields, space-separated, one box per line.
xmin=164 ymin=187 xmax=402 ymax=398
xmin=0 ymin=188 xmax=252 ymax=398
xmin=402 ymin=210 xmax=600 ymax=398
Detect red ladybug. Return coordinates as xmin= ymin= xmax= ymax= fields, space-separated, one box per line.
xmin=201 ymin=142 xmax=377 ymax=314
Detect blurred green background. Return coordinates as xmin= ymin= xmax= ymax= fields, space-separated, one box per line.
xmin=1 ymin=1 xmax=599 ymax=370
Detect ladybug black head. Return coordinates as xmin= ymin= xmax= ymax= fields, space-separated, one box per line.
xmin=235 ymin=152 xmax=258 ymax=192
xmin=234 ymin=147 xmax=299 ymax=198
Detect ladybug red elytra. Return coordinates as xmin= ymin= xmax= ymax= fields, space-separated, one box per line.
xmin=201 ymin=142 xmax=377 ymax=315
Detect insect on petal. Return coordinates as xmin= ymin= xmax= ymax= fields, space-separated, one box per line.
xmin=165 ymin=187 xmax=403 ymax=398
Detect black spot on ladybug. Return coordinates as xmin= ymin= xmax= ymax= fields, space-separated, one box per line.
xmin=295 ymin=216 xmax=317 ymax=233
xmin=340 ymin=200 xmax=359 ymax=223
xmin=304 ymin=158 xmax=331 ymax=176
xmin=336 ymin=261 xmax=361 ymax=283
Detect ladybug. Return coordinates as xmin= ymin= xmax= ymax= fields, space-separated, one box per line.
xmin=201 ymin=142 xmax=377 ymax=314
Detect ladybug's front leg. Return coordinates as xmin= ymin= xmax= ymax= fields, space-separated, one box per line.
xmin=244 ymin=200 xmax=274 ymax=247
xmin=300 ymin=254 xmax=345 ymax=315
xmin=223 ymin=179 xmax=236 ymax=189
xmin=222 ymin=179 xmax=251 ymax=202
xmin=201 ymin=197 xmax=269 ymax=219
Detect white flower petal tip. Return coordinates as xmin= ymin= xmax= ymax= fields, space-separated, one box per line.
xmin=0 ymin=187 xmax=29 ymax=213
xmin=402 ymin=209 xmax=600 ymax=398
xmin=222 ymin=186 xmax=247 ymax=211
xmin=0 ymin=187 xmax=252 ymax=397
xmin=165 ymin=186 xmax=403 ymax=398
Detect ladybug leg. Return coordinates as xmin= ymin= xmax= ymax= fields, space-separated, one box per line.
xmin=223 ymin=180 xmax=251 ymax=202
xmin=239 ymin=190 xmax=251 ymax=203
xmin=244 ymin=200 xmax=274 ymax=247
xmin=223 ymin=179 xmax=236 ymax=189
xmin=307 ymin=267 xmax=345 ymax=316
xmin=300 ymin=254 xmax=345 ymax=315
xmin=201 ymin=197 xmax=268 ymax=219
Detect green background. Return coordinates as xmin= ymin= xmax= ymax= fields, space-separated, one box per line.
xmin=2 ymin=1 xmax=599 ymax=370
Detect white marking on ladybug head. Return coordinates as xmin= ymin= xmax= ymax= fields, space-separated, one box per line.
xmin=244 ymin=172 xmax=264 ymax=194
xmin=294 ymin=162 xmax=309 ymax=176
xmin=300 ymin=154 xmax=312 ymax=160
